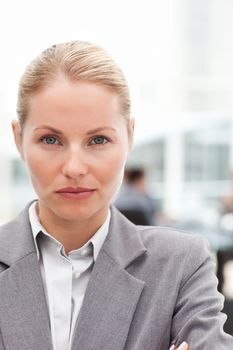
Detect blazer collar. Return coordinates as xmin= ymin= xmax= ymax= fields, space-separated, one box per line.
xmin=0 ymin=201 xmax=53 ymax=350
xmin=71 ymin=206 xmax=147 ymax=350
xmin=0 ymin=202 xmax=146 ymax=268
xmin=0 ymin=203 xmax=147 ymax=350
xmin=103 ymin=205 xmax=147 ymax=267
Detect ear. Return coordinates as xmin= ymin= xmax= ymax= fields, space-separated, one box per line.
xmin=128 ymin=118 xmax=135 ymax=151
xmin=11 ymin=120 xmax=24 ymax=160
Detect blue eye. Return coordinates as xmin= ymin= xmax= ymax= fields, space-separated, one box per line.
xmin=42 ymin=136 xmax=59 ymax=145
xmin=91 ymin=136 xmax=108 ymax=145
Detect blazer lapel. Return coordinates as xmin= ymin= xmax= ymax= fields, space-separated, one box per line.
xmin=0 ymin=203 xmax=53 ymax=350
xmin=0 ymin=204 xmax=146 ymax=350
xmin=71 ymin=207 xmax=147 ymax=350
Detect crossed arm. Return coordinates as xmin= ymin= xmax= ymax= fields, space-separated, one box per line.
xmin=170 ymin=342 xmax=188 ymax=350
xmin=169 ymin=236 xmax=233 ymax=349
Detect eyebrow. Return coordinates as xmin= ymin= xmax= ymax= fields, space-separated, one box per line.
xmin=86 ymin=127 xmax=117 ymax=135
xmin=33 ymin=125 xmax=117 ymax=135
xmin=34 ymin=126 xmax=63 ymax=134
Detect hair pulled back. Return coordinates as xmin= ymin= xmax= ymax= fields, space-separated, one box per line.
xmin=17 ymin=41 xmax=131 ymax=128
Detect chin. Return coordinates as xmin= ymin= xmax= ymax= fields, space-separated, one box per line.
xmin=55 ymin=206 xmax=93 ymax=222
xmin=53 ymin=202 xmax=105 ymax=223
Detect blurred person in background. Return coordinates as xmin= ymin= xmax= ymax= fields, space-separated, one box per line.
xmin=0 ymin=40 xmax=232 ymax=350
xmin=114 ymin=167 xmax=157 ymax=225
xmin=219 ymin=194 xmax=233 ymax=232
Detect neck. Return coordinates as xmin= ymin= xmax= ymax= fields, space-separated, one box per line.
xmin=36 ymin=202 xmax=108 ymax=253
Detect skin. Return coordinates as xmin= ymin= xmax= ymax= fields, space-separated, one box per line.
xmin=13 ymin=78 xmax=134 ymax=252
xmin=170 ymin=342 xmax=189 ymax=350
xmin=12 ymin=77 xmax=189 ymax=350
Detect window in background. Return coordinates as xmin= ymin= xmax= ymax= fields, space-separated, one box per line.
xmin=184 ymin=122 xmax=231 ymax=182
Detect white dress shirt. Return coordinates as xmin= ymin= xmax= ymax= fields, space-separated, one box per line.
xmin=29 ymin=201 xmax=110 ymax=350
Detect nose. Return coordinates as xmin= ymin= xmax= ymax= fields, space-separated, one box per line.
xmin=62 ymin=146 xmax=88 ymax=179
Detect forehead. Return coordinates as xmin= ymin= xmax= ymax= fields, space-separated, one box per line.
xmin=26 ymin=80 xmax=122 ymax=129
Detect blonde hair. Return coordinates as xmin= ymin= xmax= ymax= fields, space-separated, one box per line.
xmin=17 ymin=41 xmax=131 ymax=128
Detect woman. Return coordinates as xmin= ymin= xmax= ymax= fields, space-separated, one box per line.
xmin=0 ymin=41 xmax=231 ymax=350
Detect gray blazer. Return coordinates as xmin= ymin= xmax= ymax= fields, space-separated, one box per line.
xmin=0 ymin=203 xmax=232 ymax=350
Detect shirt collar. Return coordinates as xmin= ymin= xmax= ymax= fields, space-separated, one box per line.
xmin=29 ymin=201 xmax=110 ymax=262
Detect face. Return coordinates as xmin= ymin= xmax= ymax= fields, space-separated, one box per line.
xmin=13 ymin=79 xmax=133 ymax=227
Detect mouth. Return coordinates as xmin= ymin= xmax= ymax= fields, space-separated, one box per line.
xmin=55 ymin=187 xmax=96 ymax=199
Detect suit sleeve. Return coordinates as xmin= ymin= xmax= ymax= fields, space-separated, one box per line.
xmin=171 ymin=236 xmax=233 ymax=349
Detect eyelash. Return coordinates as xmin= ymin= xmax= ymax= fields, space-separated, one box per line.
xmin=89 ymin=135 xmax=110 ymax=146
xmin=39 ymin=135 xmax=110 ymax=147
xmin=39 ymin=135 xmax=61 ymax=146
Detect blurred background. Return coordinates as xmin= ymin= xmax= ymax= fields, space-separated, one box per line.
xmin=1 ymin=0 xmax=233 ymax=333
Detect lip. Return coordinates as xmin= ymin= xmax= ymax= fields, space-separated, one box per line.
xmin=56 ymin=187 xmax=95 ymax=193
xmin=56 ymin=187 xmax=96 ymax=199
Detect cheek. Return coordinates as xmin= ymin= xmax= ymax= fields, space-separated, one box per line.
xmin=100 ymin=150 xmax=127 ymax=185
xmin=24 ymin=150 xmax=54 ymax=186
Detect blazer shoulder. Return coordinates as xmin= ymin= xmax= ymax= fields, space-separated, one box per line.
xmin=0 ymin=202 xmax=31 ymax=233
xmin=136 ymin=225 xmax=211 ymax=266
xmin=137 ymin=224 xmax=208 ymax=246
xmin=0 ymin=203 xmax=36 ymax=265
